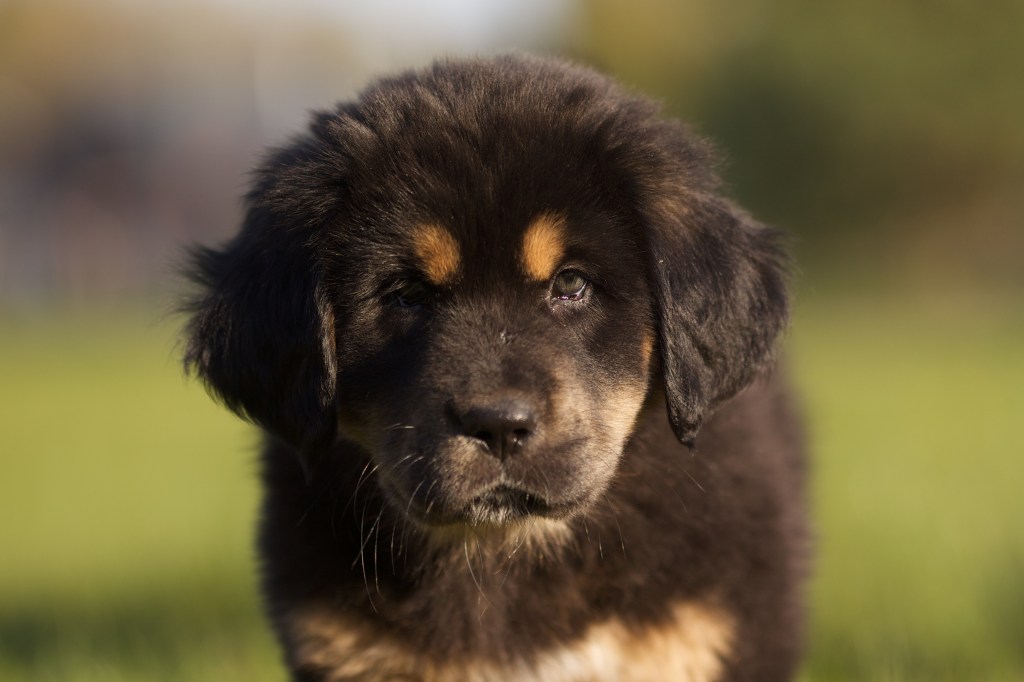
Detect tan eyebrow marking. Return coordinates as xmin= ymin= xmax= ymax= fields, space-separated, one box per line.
xmin=411 ymin=224 xmax=460 ymax=285
xmin=520 ymin=213 xmax=567 ymax=281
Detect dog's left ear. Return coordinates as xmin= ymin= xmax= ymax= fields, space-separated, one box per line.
xmin=643 ymin=190 xmax=790 ymax=445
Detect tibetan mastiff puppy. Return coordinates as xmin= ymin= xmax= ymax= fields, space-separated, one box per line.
xmin=184 ymin=54 xmax=807 ymax=682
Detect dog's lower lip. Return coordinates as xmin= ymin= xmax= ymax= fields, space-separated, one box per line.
xmin=383 ymin=474 xmax=580 ymax=527
xmin=471 ymin=485 xmax=553 ymax=517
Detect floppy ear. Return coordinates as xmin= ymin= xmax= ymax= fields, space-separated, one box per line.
xmin=644 ymin=193 xmax=789 ymax=446
xmin=183 ymin=142 xmax=340 ymax=460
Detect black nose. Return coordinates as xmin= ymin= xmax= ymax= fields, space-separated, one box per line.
xmin=458 ymin=400 xmax=537 ymax=461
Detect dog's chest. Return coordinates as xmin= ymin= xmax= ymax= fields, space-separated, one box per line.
xmin=288 ymin=599 xmax=734 ymax=682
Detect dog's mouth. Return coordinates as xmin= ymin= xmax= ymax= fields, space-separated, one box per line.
xmin=460 ymin=483 xmax=590 ymax=527
xmin=386 ymin=476 xmax=580 ymax=528
xmin=469 ymin=485 xmax=553 ymax=520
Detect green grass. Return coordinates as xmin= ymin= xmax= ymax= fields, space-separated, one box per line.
xmin=0 ymin=311 xmax=281 ymax=682
xmin=1 ymin=296 xmax=1021 ymax=681
xmin=791 ymin=295 xmax=1024 ymax=681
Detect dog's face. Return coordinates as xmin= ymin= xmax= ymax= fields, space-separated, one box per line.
xmin=333 ymin=208 xmax=653 ymax=527
xmin=185 ymin=55 xmax=788 ymax=532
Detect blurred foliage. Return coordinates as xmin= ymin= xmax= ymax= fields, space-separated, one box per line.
xmin=3 ymin=0 xmax=1022 ymax=302
xmin=576 ymin=0 xmax=1024 ymax=291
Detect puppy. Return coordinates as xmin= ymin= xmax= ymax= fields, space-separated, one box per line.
xmin=184 ymin=54 xmax=807 ymax=682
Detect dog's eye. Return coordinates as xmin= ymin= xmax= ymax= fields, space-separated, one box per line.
xmin=388 ymin=280 xmax=431 ymax=308
xmin=551 ymin=269 xmax=590 ymax=301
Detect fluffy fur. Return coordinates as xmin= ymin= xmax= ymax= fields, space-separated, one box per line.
xmin=184 ymin=54 xmax=808 ymax=682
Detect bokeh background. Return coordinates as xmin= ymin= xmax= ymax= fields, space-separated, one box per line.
xmin=2 ymin=1 xmax=1022 ymax=680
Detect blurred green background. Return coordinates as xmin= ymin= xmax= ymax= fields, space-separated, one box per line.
xmin=1 ymin=1 xmax=1022 ymax=680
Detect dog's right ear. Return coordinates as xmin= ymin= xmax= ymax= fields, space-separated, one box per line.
xmin=183 ymin=138 xmax=342 ymax=460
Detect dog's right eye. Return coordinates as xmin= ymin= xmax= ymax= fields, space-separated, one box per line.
xmin=551 ymin=269 xmax=590 ymax=301
xmin=387 ymin=280 xmax=431 ymax=308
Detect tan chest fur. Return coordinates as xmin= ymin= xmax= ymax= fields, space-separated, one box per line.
xmin=290 ymin=601 xmax=734 ymax=682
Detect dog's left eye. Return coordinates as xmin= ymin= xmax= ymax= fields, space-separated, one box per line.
xmin=551 ymin=269 xmax=590 ymax=301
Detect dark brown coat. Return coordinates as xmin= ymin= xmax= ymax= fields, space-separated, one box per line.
xmin=185 ymin=54 xmax=808 ymax=682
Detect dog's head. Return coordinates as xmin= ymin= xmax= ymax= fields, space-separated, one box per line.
xmin=184 ymin=55 xmax=788 ymax=529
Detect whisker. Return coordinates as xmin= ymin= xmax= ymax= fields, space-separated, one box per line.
xmin=350 ymin=462 xmax=380 ymax=514
xmin=373 ymin=502 xmax=384 ymax=596
xmin=464 ymin=538 xmax=494 ymax=616
xmin=389 ymin=507 xmax=400 ymax=573
xmin=355 ymin=497 xmax=378 ymax=613
xmin=337 ymin=460 xmax=377 ymax=520
xmin=603 ymin=492 xmax=627 ymax=560
xmin=499 ymin=518 xmax=537 ymax=586
xmin=403 ymin=480 xmax=426 ymax=519
xmin=422 ymin=480 xmax=439 ymax=517
xmin=683 ymin=467 xmax=706 ymax=494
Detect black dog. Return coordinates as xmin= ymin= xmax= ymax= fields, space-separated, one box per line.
xmin=184 ymin=54 xmax=807 ymax=682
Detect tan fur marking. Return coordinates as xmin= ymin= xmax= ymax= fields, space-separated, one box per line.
xmin=534 ymin=602 xmax=735 ymax=682
xmin=289 ymin=601 xmax=733 ymax=682
xmin=412 ymin=224 xmax=461 ymax=285
xmin=425 ymin=517 xmax=572 ymax=555
xmin=289 ymin=608 xmax=431 ymax=680
xmin=521 ymin=214 xmax=567 ymax=281
xmin=640 ymin=330 xmax=655 ymax=367
xmin=601 ymin=380 xmax=649 ymax=451
xmin=600 ymin=331 xmax=655 ymax=449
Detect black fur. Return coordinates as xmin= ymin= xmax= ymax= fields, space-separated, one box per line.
xmin=184 ymin=54 xmax=807 ymax=682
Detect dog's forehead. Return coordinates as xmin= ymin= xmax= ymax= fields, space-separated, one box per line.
xmin=402 ymin=213 xmax=571 ymax=287
xmin=330 ymin=86 xmax=649 ymax=288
